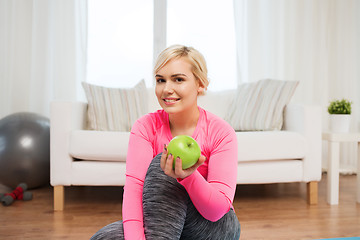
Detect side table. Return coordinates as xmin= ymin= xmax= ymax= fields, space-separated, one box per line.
xmin=322 ymin=132 xmax=360 ymax=205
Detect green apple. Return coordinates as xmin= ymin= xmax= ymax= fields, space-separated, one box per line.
xmin=167 ymin=135 xmax=201 ymax=170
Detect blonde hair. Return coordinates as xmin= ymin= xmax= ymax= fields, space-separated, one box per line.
xmin=153 ymin=45 xmax=209 ymax=94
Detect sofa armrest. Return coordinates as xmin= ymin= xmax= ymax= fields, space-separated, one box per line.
xmin=50 ymin=101 xmax=87 ymax=186
xmin=283 ymin=104 xmax=322 ymax=182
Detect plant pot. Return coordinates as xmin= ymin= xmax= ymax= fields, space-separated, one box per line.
xmin=329 ymin=114 xmax=351 ymax=133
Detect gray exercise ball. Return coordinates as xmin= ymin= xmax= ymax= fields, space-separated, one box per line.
xmin=0 ymin=112 xmax=50 ymax=189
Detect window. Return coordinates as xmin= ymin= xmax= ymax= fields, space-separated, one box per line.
xmin=87 ymin=0 xmax=153 ymax=88
xmin=87 ymin=0 xmax=237 ymax=90
xmin=167 ymin=0 xmax=237 ymax=91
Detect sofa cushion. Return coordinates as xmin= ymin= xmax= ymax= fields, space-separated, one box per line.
xmin=82 ymin=79 xmax=148 ymax=131
xmin=225 ymin=79 xmax=299 ymax=131
xmin=237 ymin=131 xmax=307 ymax=162
xmin=147 ymin=88 xmax=162 ymax=112
xmin=69 ymin=130 xmax=306 ymax=163
xmin=69 ymin=130 xmax=130 ymax=162
xmin=197 ymin=89 xmax=237 ymax=119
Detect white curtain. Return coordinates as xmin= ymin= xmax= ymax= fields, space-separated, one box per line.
xmin=0 ymin=0 xmax=87 ymax=118
xmin=234 ymin=0 xmax=360 ymax=173
xmin=153 ymin=0 xmax=167 ymax=69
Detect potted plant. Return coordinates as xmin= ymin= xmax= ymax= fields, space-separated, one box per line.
xmin=327 ymin=98 xmax=352 ymax=132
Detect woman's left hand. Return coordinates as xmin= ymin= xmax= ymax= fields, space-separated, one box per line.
xmin=160 ymin=144 xmax=206 ymax=180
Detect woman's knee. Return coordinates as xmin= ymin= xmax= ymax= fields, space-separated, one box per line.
xmin=142 ymin=152 xmax=189 ymax=211
xmin=143 ymin=153 xmax=187 ymax=200
xmin=142 ymin=153 xmax=189 ymax=240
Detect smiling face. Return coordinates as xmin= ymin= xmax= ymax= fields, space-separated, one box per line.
xmin=155 ymin=57 xmax=204 ymax=115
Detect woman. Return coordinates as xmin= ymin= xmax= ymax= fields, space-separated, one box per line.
xmin=91 ymin=45 xmax=240 ymax=240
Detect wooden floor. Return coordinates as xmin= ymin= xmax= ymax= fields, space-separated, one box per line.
xmin=0 ymin=173 xmax=359 ymax=240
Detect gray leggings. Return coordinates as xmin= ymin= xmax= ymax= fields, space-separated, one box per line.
xmin=91 ymin=153 xmax=241 ymax=240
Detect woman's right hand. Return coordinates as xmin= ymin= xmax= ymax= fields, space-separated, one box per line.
xmin=160 ymin=144 xmax=205 ymax=180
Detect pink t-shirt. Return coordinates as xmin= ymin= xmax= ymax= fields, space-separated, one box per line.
xmin=122 ymin=107 xmax=238 ymax=239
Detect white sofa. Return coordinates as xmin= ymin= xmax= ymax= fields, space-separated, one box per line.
xmin=50 ymin=88 xmax=322 ymax=211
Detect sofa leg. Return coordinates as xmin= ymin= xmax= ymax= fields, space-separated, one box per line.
xmin=54 ymin=185 xmax=65 ymax=211
xmin=307 ymin=181 xmax=318 ymax=205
